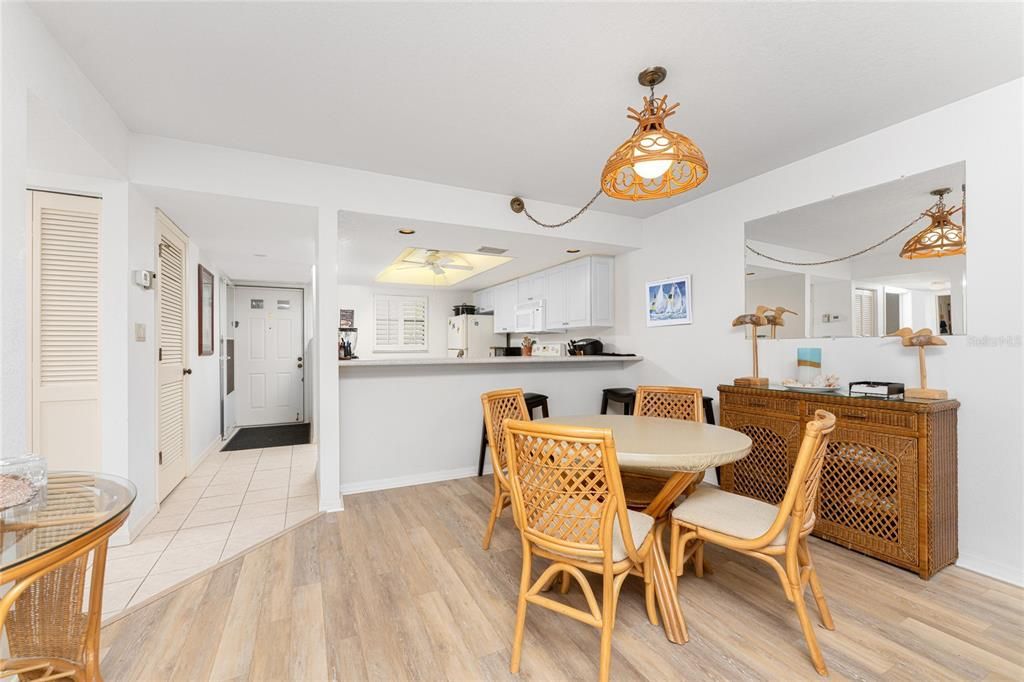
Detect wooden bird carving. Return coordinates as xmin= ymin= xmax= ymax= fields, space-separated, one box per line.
xmin=887 ymin=327 xmax=947 ymax=347
xmin=733 ymin=312 xmax=769 ymax=385
xmin=732 ymin=313 xmax=767 ymax=328
xmin=758 ymin=305 xmax=799 ymax=338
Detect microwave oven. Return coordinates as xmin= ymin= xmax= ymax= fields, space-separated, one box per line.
xmin=514 ymin=300 xmax=545 ymax=333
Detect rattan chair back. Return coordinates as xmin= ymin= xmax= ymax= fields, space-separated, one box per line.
xmin=503 ymin=419 xmax=639 ymax=566
xmin=778 ymin=409 xmax=836 ymax=541
xmin=634 ymin=385 xmax=704 ymax=422
xmin=481 ymin=389 xmax=530 ymax=489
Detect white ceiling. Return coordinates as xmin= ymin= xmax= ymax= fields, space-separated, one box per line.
xmin=31 ymin=2 xmax=1022 ymax=219
xmin=140 ymin=186 xmax=317 ymax=283
xmin=745 ymin=162 xmax=967 ymax=257
xmin=338 ymin=212 xmax=632 ymax=291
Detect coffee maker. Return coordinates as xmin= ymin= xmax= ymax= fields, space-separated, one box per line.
xmin=338 ymin=327 xmax=358 ymax=360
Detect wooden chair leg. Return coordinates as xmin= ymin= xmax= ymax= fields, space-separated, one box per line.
xmin=482 ymin=485 xmax=503 ymax=550
xmin=643 ymin=559 xmax=658 ymax=626
xmin=558 ymin=571 xmax=571 ymax=594
xmin=799 ymin=539 xmax=834 ymax=630
xmin=694 ymin=541 xmax=705 ymax=578
xmin=510 ymin=543 xmax=532 ymax=673
xmin=598 ymin=571 xmax=616 ymax=682
xmin=793 ymin=583 xmax=828 ymax=676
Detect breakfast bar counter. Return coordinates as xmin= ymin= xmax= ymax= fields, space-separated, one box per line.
xmin=338 ymin=355 xmax=642 ymax=368
xmin=337 ymin=354 xmax=643 ymax=494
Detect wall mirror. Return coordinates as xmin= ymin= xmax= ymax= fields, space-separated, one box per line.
xmin=744 ymin=161 xmax=967 ymax=339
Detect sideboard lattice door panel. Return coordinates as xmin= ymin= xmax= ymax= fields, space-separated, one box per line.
xmin=720 ymin=412 xmax=800 ymax=504
xmin=816 ymin=429 xmax=919 ymax=565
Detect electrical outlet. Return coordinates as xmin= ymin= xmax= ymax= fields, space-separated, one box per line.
xmin=134 ymin=323 xmax=146 ymax=342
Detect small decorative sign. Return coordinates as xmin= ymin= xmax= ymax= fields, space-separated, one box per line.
xmin=646 ymin=275 xmax=692 ymax=327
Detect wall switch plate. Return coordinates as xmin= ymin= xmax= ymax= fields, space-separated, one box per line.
xmin=134 ymin=323 xmax=146 ymax=342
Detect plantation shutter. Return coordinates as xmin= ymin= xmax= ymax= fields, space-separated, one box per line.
xmin=373 ymin=295 xmax=428 ymax=351
xmin=30 ymin=190 xmax=102 ymax=471
xmin=853 ymin=288 xmax=877 ymax=337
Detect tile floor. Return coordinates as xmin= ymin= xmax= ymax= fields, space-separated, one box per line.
xmin=100 ymin=443 xmax=320 ymax=618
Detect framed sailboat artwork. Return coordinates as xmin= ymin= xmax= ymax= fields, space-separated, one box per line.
xmin=646 ymin=275 xmax=692 ymax=327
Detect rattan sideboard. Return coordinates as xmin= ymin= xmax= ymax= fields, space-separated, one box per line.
xmin=717 ymin=385 xmax=959 ymax=579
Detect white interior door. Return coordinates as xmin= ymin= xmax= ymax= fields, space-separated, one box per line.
xmin=29 ymin=190 xmax=102 ymax=471
xmin=156 ymin=211 xmax=189 ymax=501
xmin=234 ymin=287 xmax=304 ymax=426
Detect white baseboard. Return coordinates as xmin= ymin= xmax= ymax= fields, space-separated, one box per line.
xmin=956 ymin=554 xmax=1024 ymax=587
xmin=111 ymin=503 xmax=159 ymax=546
xmin=190 ymin=434 xmax=225 ymax=473
xmin=340 ymin=465 xmax=484 ymax=496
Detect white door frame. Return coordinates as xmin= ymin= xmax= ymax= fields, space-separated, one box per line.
xmin=233 ymin=284 xmax=306 ymax=426
xmin=155 ymin=210 xmax=190 ymax=500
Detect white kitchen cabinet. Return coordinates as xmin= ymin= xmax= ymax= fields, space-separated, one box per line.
xmin=477 ymin=256 xmax=614 ymax=334
xmin=545 ymin=265 xmax=568 ymax=330
xmin=517 ymin=272 xmax=547 ymax=304
xmin=473 ymin=286 xmax=495 ymax=313
xmin=589 ymin=256 xmax=615 ymax=327
xmin=492 ymin=280 xmax=518 ymax=333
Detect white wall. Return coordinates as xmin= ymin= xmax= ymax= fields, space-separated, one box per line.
xmin=186 ymin=241 xmax=224 ymax=466
xmin=811 ymin=279 xmax=854 ymax=337
xmin=618 ymin=79 xmax=1024 ymax=584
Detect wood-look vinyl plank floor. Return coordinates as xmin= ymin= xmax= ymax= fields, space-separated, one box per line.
xmin=100 ymin=477 xmax=1024 ymax=681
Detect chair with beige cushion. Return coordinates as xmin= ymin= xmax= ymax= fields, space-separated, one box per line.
xmin=670 ymin=409 xmax=837 ymax=676
xmin=503 ymin=419 xmax=664 ymax=682
xmin=480 ymin=388 xmax=531 ymax=550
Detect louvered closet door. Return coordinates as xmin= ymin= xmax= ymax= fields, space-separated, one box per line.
xmin=30 ymin=191 xmax=102 ymax=472
xmin=157 ymin=211 xmax=189 ymax=500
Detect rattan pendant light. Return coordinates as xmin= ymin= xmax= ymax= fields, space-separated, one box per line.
xmin=600 ymin=67 xmax=708 ymax=201
xmin=899 ymin=187 xmax=967 ymax=259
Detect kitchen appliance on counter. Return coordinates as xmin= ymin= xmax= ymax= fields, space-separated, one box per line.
xmin=448 ymin=314 xmax=494 ymax=358
xmin=338 ymin=327 xmax=358 ymax=360
xmin=534 ymin=342 xmax=566 ymax=357
xmin=490 ymin=346 xmax=522 ymax=357
xmin=568 ymin=338 xmax=603 ymax=355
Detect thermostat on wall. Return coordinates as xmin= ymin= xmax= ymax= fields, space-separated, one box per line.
xmin=133 ymin=270 xmax=154 ymax=289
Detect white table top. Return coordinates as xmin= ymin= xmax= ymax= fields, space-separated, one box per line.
xmin=536 ymin=414 xmax=752 ymax=474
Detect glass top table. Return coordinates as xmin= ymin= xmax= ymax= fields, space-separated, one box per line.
xmin=1 ymin=471 xmax=136 ymax=575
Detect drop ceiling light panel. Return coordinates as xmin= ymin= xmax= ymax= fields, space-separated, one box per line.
xmin=376 ymin=248 xmax=512 ymax=287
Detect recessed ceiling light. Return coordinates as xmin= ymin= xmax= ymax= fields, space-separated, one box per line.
xmin=566 ymin=248 xmax=581 ymax=254
xmin=398 ymin=228 xmax=416 ymax=235
xmin=254 ymin=253 xmax=268 ymax=258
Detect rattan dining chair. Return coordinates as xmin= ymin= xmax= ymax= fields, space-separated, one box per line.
xmin=480 ymin=388 xmax=531 ymax=550
xmin=634 ymin=385 xmax=704 ymax=422
xmin=503 ymin=419 xmax=664 ymax=682
xmin=669 ymin=409 xmax=837 ymax=676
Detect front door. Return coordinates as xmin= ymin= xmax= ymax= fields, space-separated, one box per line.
xmin=156 ymin=211 xmax=190 ymax=500
xmin=234 ymin=287 xmax=304 ymax=426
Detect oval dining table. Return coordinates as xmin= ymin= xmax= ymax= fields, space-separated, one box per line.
xmin=1 ymin=472 xmax=136 ymax=681
xmin=536 ymin=414 xmax=752 ymax=645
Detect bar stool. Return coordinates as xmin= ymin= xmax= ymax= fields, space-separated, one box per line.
xmin=600 ymin=387 xmax=636 ymax=415
xmin=477 ymin=392 xmax=549 ymax=476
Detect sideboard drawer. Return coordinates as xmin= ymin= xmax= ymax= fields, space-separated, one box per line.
xmin=805 ymin=401 xmax=918 ymax=435
xmin=721 ymin=392 xmax=802 ymax=417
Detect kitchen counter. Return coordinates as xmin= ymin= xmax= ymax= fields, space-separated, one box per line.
xmin=338 ymin=355 xmax=642 ymax=368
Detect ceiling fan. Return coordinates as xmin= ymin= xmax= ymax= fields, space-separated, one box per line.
xmin=396 ymin=249 xmax=474 ymax=276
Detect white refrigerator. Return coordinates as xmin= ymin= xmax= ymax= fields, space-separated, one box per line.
xmin=447 ymin=314 xmax=494 ymax=358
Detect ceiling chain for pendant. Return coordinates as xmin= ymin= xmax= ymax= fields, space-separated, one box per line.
xmin=511 ymin=189 xmax=603 ymax=229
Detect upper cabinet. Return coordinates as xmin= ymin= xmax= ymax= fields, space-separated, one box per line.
xmin=492 ymin=280 xmax=518 ymax=333
xmin=472 ymin=287 xmax=495 ymax=313
xmin=474 ymin=256 xmax=614 ymax=332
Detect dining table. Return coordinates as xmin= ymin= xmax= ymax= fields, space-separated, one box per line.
xmin=1 ymin=471 xmax=136 ymax=681
xmin=536 ymin=414 xmax=752 ymax=645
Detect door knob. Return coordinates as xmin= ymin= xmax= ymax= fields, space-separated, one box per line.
xmin=183 ymin=368 xmax=193 ymax=375
xmin=297 ymin=363 xmax=303 ymax=369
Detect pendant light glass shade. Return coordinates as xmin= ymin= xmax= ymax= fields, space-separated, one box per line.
xmin=601 ymin=95 xmax=708 ymax=201
xmin=899 ymin=193 xmax=966 ymax=259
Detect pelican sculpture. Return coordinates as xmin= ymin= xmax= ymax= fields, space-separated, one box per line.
xmin=757 ymin=305 xmax=799 ymax=339
xmin=887 ymin=327 xmax=948 ymax=399
xmin=732 ymin=312 xmax=769 ymax=386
